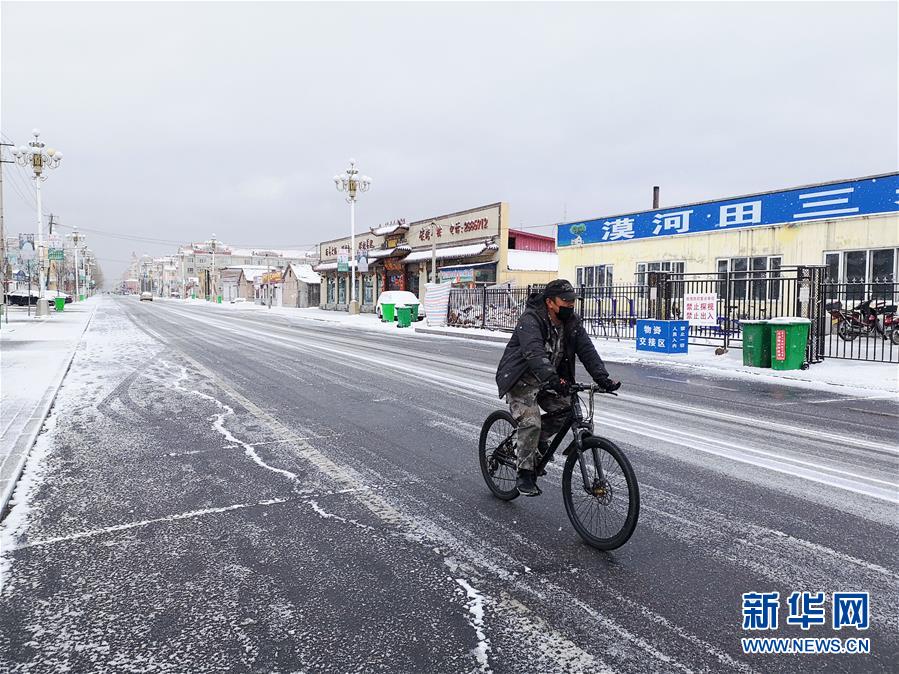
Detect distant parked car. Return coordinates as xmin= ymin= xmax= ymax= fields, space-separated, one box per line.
xmin=140 ymin=292 xmax=153 ymax=301
xmin=376 ymin=290 xmax=424 ymax=320
xmin=230 ymin=297 xmax=247 ymax=304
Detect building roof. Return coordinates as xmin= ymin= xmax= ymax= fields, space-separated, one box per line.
xmin=370 ymin=222 xmax=409 ymax=236
xmin=404 ymin=241 xmax=499 ymax=263
xmin=287 ymin=263 xmax=321 ymax=284
xmin=221 ymin=265 xmax=277 ymax=282
xmin=508 ymin=229 xmax=555 ymax=243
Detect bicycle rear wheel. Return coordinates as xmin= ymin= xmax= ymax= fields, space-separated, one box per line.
xmin=562 ymin=436 xmax=639 ymax=550
xmin=478 ymin=410 xmax=520 ymax=501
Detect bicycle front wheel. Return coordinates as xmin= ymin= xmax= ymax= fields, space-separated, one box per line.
xmin=562 ymin=436 xmax=639 ymax=550
xmin=478 ymin=410 xmax=520 ymax=501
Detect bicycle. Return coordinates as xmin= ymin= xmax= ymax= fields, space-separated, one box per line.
xmin=478 ymin=382 xmax=640 ymax=550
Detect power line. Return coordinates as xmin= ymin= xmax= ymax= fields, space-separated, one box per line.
xmin=50 ymin=221 xmax=317 ymax=251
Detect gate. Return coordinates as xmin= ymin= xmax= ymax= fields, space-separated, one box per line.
xmin=821 ymin=282 xmax=899 ymax=362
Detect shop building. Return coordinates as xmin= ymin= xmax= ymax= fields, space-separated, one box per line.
xmin=555 ymin=173 xmax=899 ymax=291
xmin=220 ymin=266 xmax=271 ymax=303
xmin=315 ymin=203 xmax=558 ymax=312
xmin=281 ymin=263 xmax=322 ymax=308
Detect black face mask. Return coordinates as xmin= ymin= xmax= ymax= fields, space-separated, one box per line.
xmin=556 ymin=305 xmax=574 ymax=321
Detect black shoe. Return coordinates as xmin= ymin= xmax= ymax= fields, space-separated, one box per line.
xmin=517 ymin=469 xmax=541 ymax=497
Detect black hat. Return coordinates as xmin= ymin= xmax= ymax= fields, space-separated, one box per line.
xmin=543 ymin=279 xmax=577 ymax=301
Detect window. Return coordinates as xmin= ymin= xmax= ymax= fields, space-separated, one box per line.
xmin=844 ymin=251 xmax=867 ymax=283
xmin=717 ymin=256 xmax=782 ymax=300
xmin=337 ymin=276 xmax=346 ymax=304
xmin=327 ymin=276 xmax=336 ymax=303
xmin=363 ymin=274 xmax=374 ymax=304
xmin=823 ymin=248 xmax=898 ymax=300
xmin=635 ymin=261 xmax=685 ymax=286
xmin=824 ymin=253 xmax=840 ymax=284
xmin=575 ymin=265 xmax=613 ymax=288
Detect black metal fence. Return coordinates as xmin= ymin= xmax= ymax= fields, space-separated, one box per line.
xmin=446 ymin=285 xmax=533 ymax=331
xmin=445 ymin=269 xmax=899 ymax=363
xmin=821 ymin=282 xmax=899 ymax=362
xmin=445 ymin=267 xmax=899 ymax=363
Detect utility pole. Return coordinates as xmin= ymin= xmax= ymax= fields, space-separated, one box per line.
xmin=47 ymin=214 xmax=56 ymax=292
xmin=430 ymin=221 xmax=438 ymax=284
xmin=72 ymin=226 xmax=82 ymax=301
xmin=0 ymin=142 xmax=13 ymax=321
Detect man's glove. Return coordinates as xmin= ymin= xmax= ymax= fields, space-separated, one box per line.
xmin=594 ymin=377 xmax=621 ymax=393
xmin=544 ymin=375 xmax=570 ymax=396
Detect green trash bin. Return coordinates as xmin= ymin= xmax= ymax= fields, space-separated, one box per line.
xmin=217 ymin=295 xmax=223 ymax=304
xmin=79 ymin=294 xmax=85 ymax=302
xmin=769 ymin=317 xmax=811 ymax=370
xmin=408 ymin=303 xmax=420 ymax=321
xmin=54 ymin=297 xmax=66 ymax=312
xmin=381 ymin=302 xmax=396 ymax=322
xmin=396 ymin=305 xmax=412 ymax=328
xmin=741 ymin=320 xmax=771 ymax=367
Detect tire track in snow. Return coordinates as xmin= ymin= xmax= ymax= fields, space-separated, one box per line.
xmin=133 ymin=320 xmax=700 ymax=673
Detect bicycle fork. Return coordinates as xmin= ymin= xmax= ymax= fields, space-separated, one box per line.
xmin=571 ymin=428 xmax=605 ymax=493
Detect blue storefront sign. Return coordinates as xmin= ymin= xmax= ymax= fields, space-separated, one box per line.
xmin=558 ymin=174 xmax=899 ymax=247
xmin=636 ymin=320 xmax=689 ymax=354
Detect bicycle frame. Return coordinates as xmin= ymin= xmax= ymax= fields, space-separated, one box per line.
xmin=533 ymin=387 xmax=605 ymax=493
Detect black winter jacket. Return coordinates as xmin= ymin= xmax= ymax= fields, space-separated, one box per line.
xmin=495 ymin=292 xmax=609 ymax=398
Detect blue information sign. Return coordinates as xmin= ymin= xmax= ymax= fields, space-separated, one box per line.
xmin=558 ymin=174 xmax=899 ymax=247
xmin=636 ymin=320 xmax=689 ymax=354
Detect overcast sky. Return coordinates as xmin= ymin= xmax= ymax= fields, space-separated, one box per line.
xmin=2 ymin=1 xmax=896 ymax=283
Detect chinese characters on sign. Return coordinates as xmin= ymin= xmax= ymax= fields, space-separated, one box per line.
xmin=775 ymin=329 xmax=786 ymax=361
xmin=558 ymin=175 xmax=899 ymax=246
xmin=601 ymin=217 xmax=635 ymax=241
xmin=417 ymin=217 xmax=490 ymax=241
xmin=718 ymin=200 xmax=761 ymax=228
xmin=742 ymin=591 xmax=870 ymax=631
xmin=683 ymin=293 xmax=718 ymax=327
xmin=635 ymin=320 xmax=688 ymax=354
xmin=652 ymin=210 xmax=692 ymax=235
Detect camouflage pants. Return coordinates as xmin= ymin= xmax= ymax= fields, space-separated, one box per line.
xmin=506 ymin=374 xmax=572 ymax=471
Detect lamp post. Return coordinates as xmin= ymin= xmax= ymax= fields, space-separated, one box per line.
xmin=11 ymin=129 xmax=63 ymax=316
xmin=71 ymin=226 xmax=82 ymax=301
xmin=333 ymin=159 xmax=372 ymax=315
xmin=210 ymin=234 xmax=218 ymax=301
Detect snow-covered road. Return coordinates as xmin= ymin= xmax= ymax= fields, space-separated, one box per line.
xmin=1 ymin=296 xmax=896 ymax=673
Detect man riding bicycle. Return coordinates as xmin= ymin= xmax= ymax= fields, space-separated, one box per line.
xmin=495 ymin=279 xmax=620 ymax=496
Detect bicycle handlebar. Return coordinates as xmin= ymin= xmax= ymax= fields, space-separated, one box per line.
xmin=569 ymin=382 xmax=619 ymax=396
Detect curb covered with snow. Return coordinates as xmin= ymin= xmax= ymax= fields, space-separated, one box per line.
xmin=0 ymin=303 xmax=98 ymax=519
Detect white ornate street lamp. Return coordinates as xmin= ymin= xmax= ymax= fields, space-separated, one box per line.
xmin=210 ymin=233 xmax=218 ymax=300
xmin=71 ymin=226 xmax=83 ymax=301
xmin=333 ymin=159 xmax=372 ymax=314
xmin=12 ymin=129 xmax=63 ymax=316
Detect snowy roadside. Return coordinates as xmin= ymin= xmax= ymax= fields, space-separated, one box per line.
xmin=159 ymin=299 xmax=899 ymax=397
xmin=0 ymin=299 xmax=99 ymax=515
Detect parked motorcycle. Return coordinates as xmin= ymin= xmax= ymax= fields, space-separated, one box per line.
xmin=826 ymin=298 xmax=899 ymax=345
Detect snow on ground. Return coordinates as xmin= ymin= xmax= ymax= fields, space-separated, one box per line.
xmin=0 ymin=299 xmax=99 ymax=511
xmin=158 ymin=299 xmax=899 ymax=397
